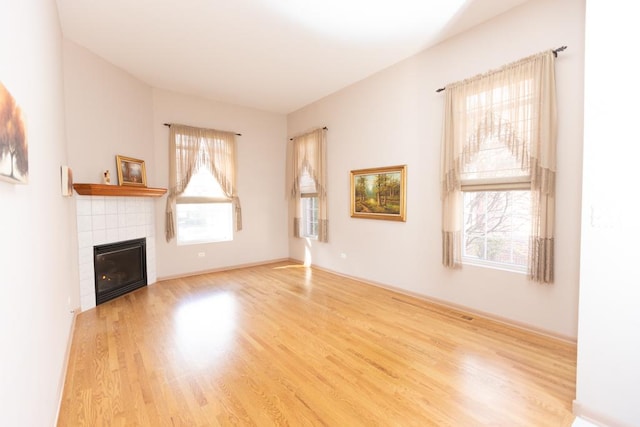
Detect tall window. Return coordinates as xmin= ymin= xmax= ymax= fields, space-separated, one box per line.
xmin=301 ymin=196 xmax=319 ymax=238
xmin=290 ymin=128 xmax=328 ymax=242
xmin=298 ymin=168 xmax=319 ymax=239
xmin=459 ymin=81 xmax=534 ymax=271
xmin=441 ymin=50 xmax=557 ymax=282
xmin=165 ymin=124 xmax=242 ymax=244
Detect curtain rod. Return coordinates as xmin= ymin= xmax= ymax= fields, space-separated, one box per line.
xmin=435 ymin=45 xmax=567 ymax=93
xmin=289 ymin=126 xmax=328 ymax=141
xmin=163 ymin=123 xmax=241 ymax=136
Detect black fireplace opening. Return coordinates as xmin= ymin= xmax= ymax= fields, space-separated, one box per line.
xmin=94 ymin=238 xmax=147 ymax=305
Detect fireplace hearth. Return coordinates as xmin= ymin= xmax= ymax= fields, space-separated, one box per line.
xmin=94 ymin=238 xmax=147 ymax=305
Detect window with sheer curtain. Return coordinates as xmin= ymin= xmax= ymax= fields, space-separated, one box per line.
xmin=441 ymin=50 xmax=557 ymax=282
xmin=165 ymin=124 xmax=242 ymax=244
xmin=298 ymin=168 xmax=319 ymax=239
xmin=290 ymin=128 xmax=328 ymax=242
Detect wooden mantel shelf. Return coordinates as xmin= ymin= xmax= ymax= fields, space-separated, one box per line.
xmin=73 ymin=183 xmax=167 ymax=197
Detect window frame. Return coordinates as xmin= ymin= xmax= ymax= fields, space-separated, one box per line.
xmin=461 ymin=188 xmax=531 ymax=273
xmin=458 ymin=80 xmax=534 ymax=273
xmin=300 ymin=193 xmax=319 ymax=239
xmin=175 ymin=200 xmax=234 ymax=246
xmin=174 ymin=166 xmax=234 ymax=246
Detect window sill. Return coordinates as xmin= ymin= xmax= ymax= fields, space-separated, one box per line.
xmin=462 ymin=258 xmax=527 ymax=275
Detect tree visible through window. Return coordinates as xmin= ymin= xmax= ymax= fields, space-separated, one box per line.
xmin=463 ymin=190 xmax=530 ymax=270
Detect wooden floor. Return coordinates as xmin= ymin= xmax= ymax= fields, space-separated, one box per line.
xmin=58 ymin=262 xmax=577 ymax=426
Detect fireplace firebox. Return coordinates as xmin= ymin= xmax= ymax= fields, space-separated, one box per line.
xmin=94 ymin=238 xmax=147 ymax=305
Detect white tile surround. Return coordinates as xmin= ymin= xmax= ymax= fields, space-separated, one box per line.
xmin=75 ymin=195 xmax=157 ymax=311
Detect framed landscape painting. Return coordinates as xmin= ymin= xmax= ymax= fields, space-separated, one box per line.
xmin=350 ymin=165 xmax=406 ymax=221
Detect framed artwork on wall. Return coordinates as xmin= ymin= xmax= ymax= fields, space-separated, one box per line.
xmin=0 ymin=82 xmax=28 ymax=185
xmin=350 ymin=165 xmax=407 ymax=221
xmin=116 ymin=155 xmax=147 ymax=187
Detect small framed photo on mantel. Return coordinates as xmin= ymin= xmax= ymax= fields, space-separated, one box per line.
xmin=116 ymin=155 xmax=147 ymax=187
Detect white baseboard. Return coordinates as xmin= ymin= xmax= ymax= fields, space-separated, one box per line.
xmin=573 ymin=400 xmax=631 ymax=427
xmin=55 ymin=307 xmax=79 ymax=424
xmin=572 ymin=415 xmax=602 ymax=427
xmin=156 ymin=258 xmax=292 ymax=282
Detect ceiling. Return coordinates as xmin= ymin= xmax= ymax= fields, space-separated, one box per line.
xmin=56 ymin=0 xmax=529 ymax=114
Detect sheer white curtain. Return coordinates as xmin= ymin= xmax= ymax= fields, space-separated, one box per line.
xmin=290 ymin=128 xmax=328 ymax=242
xmin=165 ymin=124 xmax=242 ymax=242
xmin=441 ymin=50 xmax=557 ymax=282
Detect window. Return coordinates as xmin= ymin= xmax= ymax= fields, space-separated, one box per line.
xmin=301 ymin=196 xmax=319 ymax=238
xmin=441 ymin=50 xmax=557 ymax=281
xmin=165 ymin=124 xmax=242 ymax=244
xmin=176 ymin=168 xmax=233 ymax=245
xmin=290 ymin=127 xmax=328 ymax=242
xmin=459 ymin=83 xmax=534 ymax=272
xmin=297 ymin=168 xmax=319 ymax=239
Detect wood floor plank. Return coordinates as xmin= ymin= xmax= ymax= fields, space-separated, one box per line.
xmin=58 ymin=261 xmax=576 ymax=426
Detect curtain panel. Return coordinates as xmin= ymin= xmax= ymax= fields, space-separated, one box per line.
xmin=290 ymin=128 xmax=328 ymax=242
xmin=440 ymin=50 xmax=557 ymax=282
xmin=165 ymin=124 xmax=242 ymax=242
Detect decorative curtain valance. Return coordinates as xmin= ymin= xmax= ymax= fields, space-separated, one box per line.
xmin=441 ymin=50 xmax=557 ymax=282
xmin=289 ymin=127 xmax=328 ymax=242
xmin=290 ymin=128 xmax=327 ymax=198
xmin=165 ymin=124 xmax=242 ymax=242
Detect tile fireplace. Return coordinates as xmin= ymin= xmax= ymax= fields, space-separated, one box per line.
xmin=75 ymin=195 xmax=157 ymax=310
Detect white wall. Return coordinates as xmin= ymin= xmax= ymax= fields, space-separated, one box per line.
xmin=0 ymin=1 xmax=75 ymax=425
xmin=287 ymin=0 xmax=585 ymax=339
xmin=63 ymin=40 xmax=155 ymax=185
xmin=62 ymin=39 xmax=159 ymax=312
xmin=152 ymin=89 xmax=289 ymax=278
xmin=573 ymin=0 xmax=640 ymax=425
xmin=62 ymin=41 xmax=289 ymax=291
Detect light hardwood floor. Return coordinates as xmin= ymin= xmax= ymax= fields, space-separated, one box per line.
xmin=58 ymin=262 xmax=576 ymax=426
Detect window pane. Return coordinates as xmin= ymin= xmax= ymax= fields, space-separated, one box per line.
xmin=461 ymin=137 xmax=530 ymax=181
xmin=299 ymin=168 xmax=317 ymax=194
xmin=462 ymin=190 xmax=530 ymax=270
xmin=182 ymin=168 xmax=226 ymax=198
xmin=301 ymin=196 xmax=318 ymax=238
xmin=176 ymin=203 xmax=233 ymax=245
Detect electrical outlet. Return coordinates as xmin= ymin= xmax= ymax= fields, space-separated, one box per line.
xmin=198 ymin=252 xmax=205 ymax=257
xmin=340 ymin=253 xmax=347 ymax=259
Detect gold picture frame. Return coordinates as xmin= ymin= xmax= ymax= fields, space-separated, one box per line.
xmin=116 ymin=155 xmax=147 ymax=187
xmin=0 ymin=82 xmax=28 ymax=184
xmin=350 ymin=165 xmax=406 ymax=221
